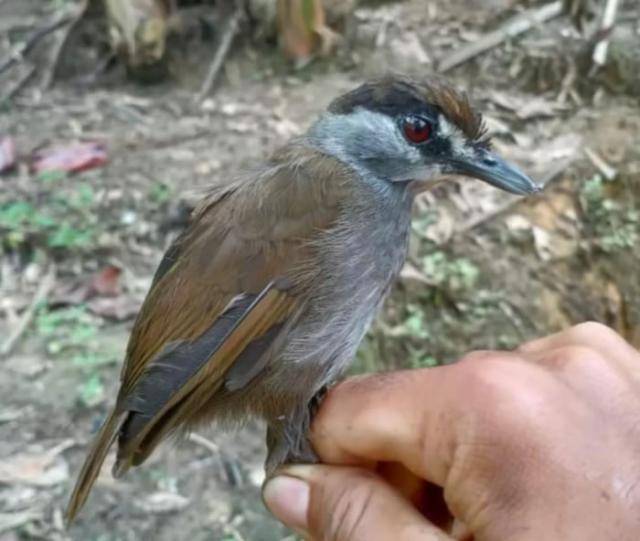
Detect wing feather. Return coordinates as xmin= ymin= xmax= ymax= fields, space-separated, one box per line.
xmin=114 ymin=283 xmax=297 ymax=473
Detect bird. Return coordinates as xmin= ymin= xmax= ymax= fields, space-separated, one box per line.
xmin=66 ymin=75 xmax=540 ymax=522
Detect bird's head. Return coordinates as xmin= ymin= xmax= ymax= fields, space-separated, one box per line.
xmin=309 ymin=76 xmax=540 ymax=195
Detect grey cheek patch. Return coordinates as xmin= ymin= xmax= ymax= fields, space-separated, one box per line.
xmin=308 ymin=109 xmax=423 ymax=182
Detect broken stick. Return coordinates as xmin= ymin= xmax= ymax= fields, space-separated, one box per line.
xmin=196 ymin=1 xmax=244 ymax=102
xmin=0 ymin=265 xmax=56 ymax=358
xmin=591 ymin=0 xmax=621 ymax=71
xmin=0 ymin=14 xmax=74 ymax=76
xmin=42 ymin=0 xmax=90 ymax=89
xmin=0 ymin=64 xmax=36 ymax=102
xmin=437 ymin=1 xmax=564 ymax=73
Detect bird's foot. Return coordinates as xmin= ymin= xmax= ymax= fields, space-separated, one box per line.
xmin=264 ymin=387 xmax=331 ymax=475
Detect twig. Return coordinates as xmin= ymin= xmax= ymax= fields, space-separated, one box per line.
xmin=188 ymin=432 xmax=220 ymax=454
xmin=188 ymin=433 xmax=245 ymax=487
xmin=0 ymin=64 xmax=36 ymax=103
xmin=196 ymin=1 xmax=243 ymax=102
xmin=0 ymin=17 xmax=39 ymax=34
xmin=46 ymin=439 xmax=77 ymax=458
xmin=456 ymin=157 xmax=575 ymax=235
xmin=0 ymin=265 xmax=56 ymax=358
xmin=0 ymin=511 xmax=43 ymax=535
xmin=223 ymin=525 xmax=247 ymax=541
xmin=584 ymin=147 xmax=617 ymax=180
xmin=591 ymin=0 xmax=621 ymax=72
xmin=498 ymin=300 xmax=527 ymax=339
xmin=0 ymin=14 xmax=74 ymax=76
xmin=74 ymin=52 xmax=117 ymax=88
xmin=437 ymin=1 xmax=564 ymax=73
xmin=556 ymin=57 xmax=578 ymax=105
xmin=43 ymin=0 xmax=90 ymax=89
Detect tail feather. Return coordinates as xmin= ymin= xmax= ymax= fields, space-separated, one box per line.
xmin=65 ymin=410 xmax=126 ymax=524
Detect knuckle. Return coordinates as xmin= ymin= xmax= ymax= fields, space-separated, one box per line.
xmin=571 ymin=321 xmax=618 ymax=343
xmin=515 ymin=338 xmax=542 ymax=354
xmin=541 ymin=345 xmax=606 ymax=371
xmin=454 ymin=357 xmax=521 ymax=406
xmin=453 ymin=360 xmax=551 ymax=445
xmin=458 ymin=350 xmax=504 ymax=366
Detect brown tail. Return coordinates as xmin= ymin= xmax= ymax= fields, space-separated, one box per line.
xmin=65 ymin=410 xmax=126 ymax=524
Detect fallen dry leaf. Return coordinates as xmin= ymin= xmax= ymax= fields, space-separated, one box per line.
xmin=538 ymin=289 xmax=573 ymax=329
xmin=532 ymin=226 xmax=552 ymax=261
xmin=277 ymin=0 xmax=335 ymax=63
xmin=0 ymin=485 xmax=38 ymax=512
xmin=0 ymin=456 xmax=68 ymax=488
xmin=494 ymin=134 xmax=581 ymax=170
xmin=89 ymin=265 xmax=122 ymax=297
xmin=605 ymin=281 xmax=625 ymax=334
xmin=488 ymin=91 xmax=567 ymax=120
xmin=0 ymin=137 xmax=16 ymax=174
xmin=388 ymin=32 xmax=431 ymax=68
xmin=505 ymin=214 xmax=532 ymax=232
xmin=135 ymin=492 xmax=189 ymax=514
xmin=0 ymin=441 xmax=74 ymax=488
xmin=87 ymin=295 xmax=141 ymax=321
xmin=5 ymin=355 xmax=46 ymax=378
xmin=32 ymin=142 xmax=108 ymax=174
xmin=0 ymin=511 xmax=41 ymax=535
xmin=0 ymin=409 xmax=24 ymax=424
xmin=51 ymin=265 xmax=123 ymax=307
xmin=400 ymin=262 xmax=433 ymax=286
xmin=105 ymin=0 xmax=170 ymax=69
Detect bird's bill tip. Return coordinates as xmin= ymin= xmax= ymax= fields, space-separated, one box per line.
xmin=449 ymin=152 xmax=542 ymax=196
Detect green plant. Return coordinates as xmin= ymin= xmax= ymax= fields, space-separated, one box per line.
xmin=411 ymin=209 xmax=439 ymax=239
xmin=36 ymin=305 xmax=99 ymax=354
xmin=580 ymin=175 xmax=639 ymax=252
xmin=0 ymin=184 xmax=100 ymax=252
xmin=0 ymin=98 xmax=11 ymax=113
xmin=78 ymin=373 xmax=105 ymax=408
xmin=422 ymin=251 xmax=480 ymax=292
xmin=144 ymin=467 xmax=178 ymax=492
xmin=36 ymin=170 xmax=68 ymax=184
xmin=149 ymin=181 xmax=172 ymax=203
xmin=36 ymin=305 xmax=118 ymax=406
xmin=407 ymin=347 xmax=438 ymax=369
xmin=402 ymin=304 xmax=431 ymax=340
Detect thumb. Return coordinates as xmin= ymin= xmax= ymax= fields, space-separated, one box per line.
xmin=263 ymin=465 xmax=454 ymax=541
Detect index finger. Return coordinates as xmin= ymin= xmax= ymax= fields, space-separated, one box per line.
xmin=311 ymin=368 xmax=452 ymax=486
xmin=310 ymin=353 xmax=555 ymax=488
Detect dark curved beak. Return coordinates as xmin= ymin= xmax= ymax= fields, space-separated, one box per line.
xmin=448 ymin=151 xmax=541 ymax=195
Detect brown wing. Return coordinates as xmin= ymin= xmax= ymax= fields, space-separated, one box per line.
xmin=65 ymin=144 xmax=352 ymax=522
xmin=120 ymin=144 xmax=349 ymax=379
xmin=115 ymin=282 xmax=297 ymax=473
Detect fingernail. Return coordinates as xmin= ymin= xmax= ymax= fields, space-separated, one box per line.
xmin=263 ymin=475 xmax=310 ymax=532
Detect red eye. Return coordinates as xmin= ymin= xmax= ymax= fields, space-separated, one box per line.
xmin=403 ymin=116 xmax=432 ymax=144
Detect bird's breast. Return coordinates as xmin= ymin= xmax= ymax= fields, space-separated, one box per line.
xmin=282 ymin=188 xmax=413 ymax=382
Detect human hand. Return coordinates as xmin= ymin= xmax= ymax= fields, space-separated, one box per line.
xmin=263 ymin=323 xmax=640 ymax=540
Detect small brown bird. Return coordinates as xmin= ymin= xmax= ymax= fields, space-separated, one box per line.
xmin=66 ymin=75 xmax=540 ymax=521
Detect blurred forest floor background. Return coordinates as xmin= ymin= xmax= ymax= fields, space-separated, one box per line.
xmin=0 ymin=0 xmax=639 ymax=539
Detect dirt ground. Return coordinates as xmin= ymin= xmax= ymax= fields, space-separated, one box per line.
xmin=0 ymin=1 xmax=639 ymax=540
